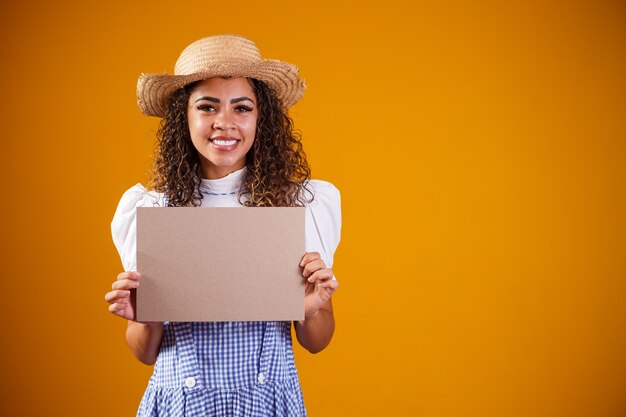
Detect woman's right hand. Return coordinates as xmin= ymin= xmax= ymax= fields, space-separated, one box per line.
xmin=104 ymin=271 xmax=141 ymax=321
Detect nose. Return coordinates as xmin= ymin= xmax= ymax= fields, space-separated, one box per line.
xmin=213 ymin=109 xmax=234 ymax=131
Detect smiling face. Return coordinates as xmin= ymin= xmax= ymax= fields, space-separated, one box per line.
xmin=187 ymin=77 xmax=258 ymax=179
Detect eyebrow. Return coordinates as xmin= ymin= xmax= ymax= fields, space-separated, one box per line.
xmin=194 ymin=96 xmax=255 ymax=104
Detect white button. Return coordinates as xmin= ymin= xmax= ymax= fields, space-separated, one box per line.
xmin=257 ymin=372 xmax=266 ymax=385
xmin=184 ymin=377 xmax=196 ymax=388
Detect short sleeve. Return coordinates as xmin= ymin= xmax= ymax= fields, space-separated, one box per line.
xmin=304 ymin=180 xmax=342 ymax=269
xmin=111 ymin=184 xmax=165 ymax=271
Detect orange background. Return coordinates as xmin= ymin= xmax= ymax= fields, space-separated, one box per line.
xmin=1 ymin=1 xmax=625 ymax=416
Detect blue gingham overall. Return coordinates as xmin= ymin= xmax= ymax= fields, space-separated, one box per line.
xmin=137 ymin=321 xmax=306 ymax=416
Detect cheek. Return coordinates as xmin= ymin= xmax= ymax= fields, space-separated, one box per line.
xmin=244 ymin=116 xmax=258 ymax=139
xmin=187 ymin=115 xmax=209 ymax=139
xmin=186 ymin=113 xmax=197 ymax=135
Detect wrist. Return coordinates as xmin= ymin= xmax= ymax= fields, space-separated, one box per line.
xmin=128 ymin=320 xmax=163 ymax=330
xmin=301 ymin=309 xmax=321 ymax=325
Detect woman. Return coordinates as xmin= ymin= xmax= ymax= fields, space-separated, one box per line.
xmin=104 ymin=34 xmax=341 ymax=416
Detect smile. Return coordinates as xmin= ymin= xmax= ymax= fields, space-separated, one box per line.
xmin=212 ymin=139 xmax=237 ymax=146
xmin=210 ymin=137 xmax=240 ymax=151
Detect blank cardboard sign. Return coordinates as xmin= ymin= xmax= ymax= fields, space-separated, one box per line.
xmin=136 ymin=207 xmax=305 ymax=322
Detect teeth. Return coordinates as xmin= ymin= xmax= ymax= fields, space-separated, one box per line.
xmin=213 ymin=139 xmax=237 ymax=146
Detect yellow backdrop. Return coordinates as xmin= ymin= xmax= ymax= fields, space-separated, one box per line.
xmin=1 ymin=1 xmax=625 ymax=416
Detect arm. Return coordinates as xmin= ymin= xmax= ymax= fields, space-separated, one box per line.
xmin=105 ymin=271 xmax=164 ymax=365
xmin=126 ymin=321 xmax=164 ymax=365
xmin=294 ymin=252 xmax=339 ymax=353
xmin=294 ymin=299 xmax=335 ymax=353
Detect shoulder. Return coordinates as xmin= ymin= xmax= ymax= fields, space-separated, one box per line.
xmin=116 ymin=183 xmax=167 ymax=210
xmin=305 ymin=179 xmax=341 ymax=208
xmin=111 ymin=184 xmax=166 ymax=246
xmin=111 ymin=184 xmax=167 ymax=271
xmin=304 ymin=179 xmax=342 ymax=228
xmin=303 ymin=179 xmax=342 ymax=266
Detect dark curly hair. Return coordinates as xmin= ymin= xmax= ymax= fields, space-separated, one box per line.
xmin=148 ymin=78 xmax=312 ymax=207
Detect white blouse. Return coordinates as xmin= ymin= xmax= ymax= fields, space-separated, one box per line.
xmin=111 ymin=167 xmax=342 ymax=275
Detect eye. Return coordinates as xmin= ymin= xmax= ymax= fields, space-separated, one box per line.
xmin=235 ymin=105 xmax=253 ymax=112
xmin=197 ymin=104 xmax=216 ymax=112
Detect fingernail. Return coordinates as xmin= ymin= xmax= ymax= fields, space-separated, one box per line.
xmin=308 ymin=277 xmax=314 ymax=282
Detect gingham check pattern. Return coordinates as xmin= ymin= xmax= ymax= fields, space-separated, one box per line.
xmin=136 ymin=321 xmax=306 ymax=416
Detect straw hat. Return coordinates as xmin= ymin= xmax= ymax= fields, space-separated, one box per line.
xmin=136 ymin=34 xmax=305 ymax=117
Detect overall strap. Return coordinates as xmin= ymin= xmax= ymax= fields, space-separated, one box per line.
xmin=256 ymin=321 xmax=277 ymax=385
xmin=172 ymin=322 xmax=205 ymax=391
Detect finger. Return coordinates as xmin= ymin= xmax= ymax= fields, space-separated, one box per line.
xmin=306 ymin=268 xmax=334 ymax=283
xmin=104 ymin=289 xmax=131 ymax=303
xmin=319 ymin=279 xmax=339 ymax=290
xmin=302 ymin=259 xmax=326 ymax=278
xmin=108 ymin=302 xmax=128 ymax=314
xmin=299 ymin=252 xmax=321 ymax=267
xmin=116 ymin=271 xmax=141 ymax=281
xmin=112 ymin=278 xmax=140 ymax=291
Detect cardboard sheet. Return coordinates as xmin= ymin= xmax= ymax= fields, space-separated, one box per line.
xmin=136 ymin=207 xmax=305 ymax=322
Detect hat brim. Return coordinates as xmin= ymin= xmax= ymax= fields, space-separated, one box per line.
xmin=137 ymin=60 xmax=305 ymax=117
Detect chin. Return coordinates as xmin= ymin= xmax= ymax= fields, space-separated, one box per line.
xmin=208 ymin=156 xmax=246 ymax=170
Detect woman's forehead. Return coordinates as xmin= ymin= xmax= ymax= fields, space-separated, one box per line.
xmin=191 ymin=77 xmax=255 ymax=97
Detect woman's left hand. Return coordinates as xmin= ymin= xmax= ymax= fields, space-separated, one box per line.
xmin=300 ymin=252 xmax=339 ymax=319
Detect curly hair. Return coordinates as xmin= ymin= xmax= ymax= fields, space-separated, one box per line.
xmin=149 ymin=78 xmax=312 ymax=207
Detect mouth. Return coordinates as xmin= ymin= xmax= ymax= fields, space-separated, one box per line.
xmin=209 ymin=136 xmax=240 ymax=151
